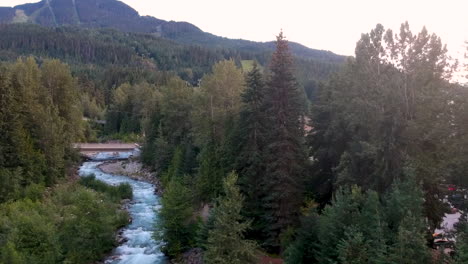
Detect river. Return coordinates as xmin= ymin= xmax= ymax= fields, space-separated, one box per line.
xmin=79 ymin=152 xmax=167 ymax=264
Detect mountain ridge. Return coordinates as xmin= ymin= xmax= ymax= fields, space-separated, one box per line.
xmin=0 ymin=0 xmax=345 ymax=63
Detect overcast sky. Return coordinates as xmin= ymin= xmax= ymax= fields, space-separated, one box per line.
xmin=3 ymin=0 xmax=468 ymax=60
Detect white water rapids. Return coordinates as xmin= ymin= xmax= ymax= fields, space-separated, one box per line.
xmin=79 ymin=152 xmax=167 ymax=264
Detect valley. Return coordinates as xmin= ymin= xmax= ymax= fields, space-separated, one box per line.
xmin=0 ymin=0 xmax=467 ymax=264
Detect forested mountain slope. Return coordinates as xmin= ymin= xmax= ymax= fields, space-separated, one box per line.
xmin=0 ymin=0 xmax=344 ymax=63
xmin=0 ymin=22 xmax=343 ymax=108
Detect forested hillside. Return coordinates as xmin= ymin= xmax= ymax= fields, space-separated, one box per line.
xmin=0 ymin=58 xmax=134 ymax=263
xmin=0 ymin=0 xmax=468 ymax=263
xmin=0 ymin=0 xmax=344 ymax=62
xmin=132 ymin=24 xmax=468 ymax=263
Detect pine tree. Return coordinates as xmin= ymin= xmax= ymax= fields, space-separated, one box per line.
xmin=316 ymin=187 xmax=366 ymax=263
xmin=158 ymin=177 xmax=194 ymax=257
xmin=388 ymin=215 xmax=430 ymax=264
xmin=384 ymin=173 xmax=430 ymax=264
xmin=283 ymin=210 xmax=320 ymax=264
xmin=337 ymin=227 xmax=370 ymax=264
xmin=153 ymin=124 xmax=172 ymax=174
xmin=161 ymin=146 xmax=184 ymax=186
xmin=261 ymin=31 xmax=307 ymax=251
xmin=235 ymin=63 xmax=267 ymax=239
xmin=141 ymin=110 xmax=162 ymax=169
xmin=357 ymin=191 xmax=388 ymax=263
xmin=196 ymin=141 xmax=223 ymax=203
xmin=204 ymin=172 xmax=257 ymax=264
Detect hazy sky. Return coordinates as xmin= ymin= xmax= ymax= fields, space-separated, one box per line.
xmin=3 ymin=0 xmax=468 ymax=59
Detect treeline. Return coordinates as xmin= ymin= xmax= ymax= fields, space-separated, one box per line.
xmin=110 ymin=24 xmax=468 ymax=263
xmin=0 ymin=57 xmax=82 ymax=202
xmin=289 ymin=23 xmax=468 ymax=263
xmin=0 ymin=24 xmax=342 ymax=118
xmin=0 ymin=57 xmax=134 ymax=263
xmin=2 ymin=19 xmax=467 ymax=263
xmin=0 ymin=24 xmax=257 ymax=81
xmin=0 ymin=24 xmax=135 ymax=65
xmin=126 ymin=33 xmax=308 ymax=261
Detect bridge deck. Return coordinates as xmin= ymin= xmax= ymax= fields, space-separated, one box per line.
xmin=73 ymin=143 xmax=138 ymax=152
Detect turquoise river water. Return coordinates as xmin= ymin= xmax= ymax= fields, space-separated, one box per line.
xmin=79 ymin=152 xmax=167 ymax=264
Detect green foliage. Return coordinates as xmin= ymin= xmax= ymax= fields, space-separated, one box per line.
xmin=284 ymin=211 xmax=320 ymax=264
xmin=54 ymin=184 xmax=128 ymax=264
xmin=309 ymin=22 xmax=454 ymax=229
xmin=337 ymin=227 xmax=370 ymax=264
xmin=140 ymin=110 xmax=162 ymax=168
xmin=99 ymin=132 xmax=142 ymax=143
xmin=159 ymin=77 xmax=194 ymax=146
xmin=388 ymin=215 xmax=430 ymax=264
xmin=22 ymin=183 xmax=46 ymax=202
xmin=141 ymin=76 xmax=196 ymax=174
xmin=157 ymin=177 xmax=195 ymax=257
xmin=192 ymin=60 xmax=245 ymax=146
xmin=79 ymin=174 xmax=133 ymax=201
xmin=204 ymin=172 xmax=257 ymax=264
xmin=196 ymin=141 xmax=224 ymax=203
xmin=315 ymin=187 xmax=368 ymax=263
xmin=40 ymin=59 xmax=84 ymax=142
xmin=105 ymin=82 xmax=158 ymax=135
xmin=235 ymin=63 xmax=267 ymax=239
xmin=0 ymin=57 xmax=82 ymax=202
xmin=285 ymin=175 xmax=428 ymax=264
xmin=0 ymin=182 xmax=128 ymax=264
xmin=1 ymin=200 xmax=62 ymax=264
xmin=455 ymin=215 xmax=468 ymax=264
xmin=196 ymin=209 xmax=215 ymax=250
xmin=0 ymin=24 xmax=237 ymax=83
xmin=260 ymin=32 xmax=307 ymax=250
xmin=0 ymin=169 xmax=22 ymax=202
xmin=0 ymin=242 xmax=25 ymax=264
xmin=161 ymin=146 xmax=185 ymax=187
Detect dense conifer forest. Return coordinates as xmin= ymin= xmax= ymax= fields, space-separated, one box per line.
xmin=0 ymin=1 xmax=468 ymax=263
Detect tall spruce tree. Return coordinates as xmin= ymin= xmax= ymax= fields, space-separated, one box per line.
xmin=196 ymin=141 xmax=224 ymax=203
xmin=283 ymin=210 xmax=320 ymax=264
xmin=204 ymin=172 xmax=257 ymax=264
xmin=384 ymin=172 xmax=430 ymax=264
xmin=261 ymin=32 xmax=307 ymax=251
xmin=235 ymin=63 xmax=267 ymax=239
xmin=388 ymin=215 xmax=430 ymax=264
xmin=158 ymin=177 xmax=194 ymax=257
xmin=336 ymin=227 xmax=370 ymax=264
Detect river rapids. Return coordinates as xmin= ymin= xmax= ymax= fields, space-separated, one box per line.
xmin=79 ymin=152 xmax=166 ymax=264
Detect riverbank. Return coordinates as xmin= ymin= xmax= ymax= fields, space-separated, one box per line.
xmin=80 ymin=160 xmax=166 ymax=263
xmin=97 ymin=160 xmax=208 ymax=264
xmin=98 ymin=159 xmax=163 ymax=195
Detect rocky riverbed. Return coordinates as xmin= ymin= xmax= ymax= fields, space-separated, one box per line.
xmin=80 ymin=156 xmax=166 ymax=264
xmin=93 ymin=157 xmax=205 ymax=264
xmin=98 ymin=160 xmax=163 ymax=195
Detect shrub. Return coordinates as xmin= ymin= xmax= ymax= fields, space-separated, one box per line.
xmin=79 ymin=174 xmax=133 ymax=201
